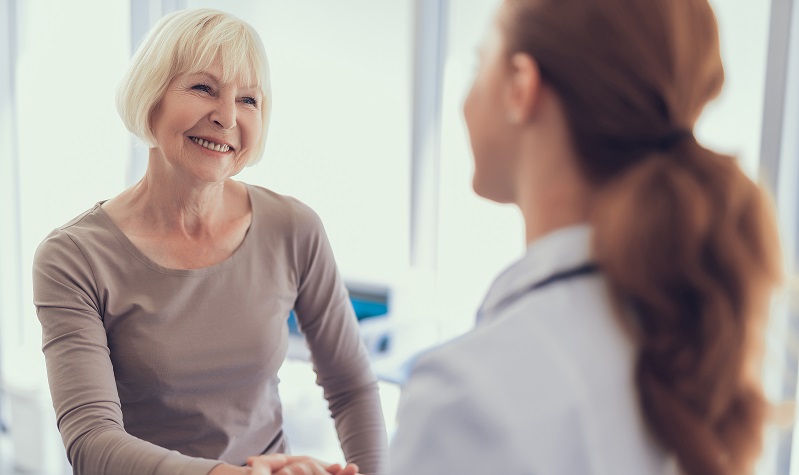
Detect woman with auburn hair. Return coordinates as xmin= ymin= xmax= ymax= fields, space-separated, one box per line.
xmin=32 ymin=8 xmax=385 ymax=475
xmin=385 ymin=0 xmax=782 ymax=474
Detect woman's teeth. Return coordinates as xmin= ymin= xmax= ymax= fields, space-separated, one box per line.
xmin=191 ymin=137 xmax=230 ymax=152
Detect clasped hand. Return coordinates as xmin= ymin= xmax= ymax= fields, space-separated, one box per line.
xmin=209 ymin=455 xmax=360 ymax=475
xmin=247 ymin=454 xmax=361 ymax=475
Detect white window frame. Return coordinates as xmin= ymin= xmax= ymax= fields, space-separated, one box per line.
xmin=409 ymin=0 xmax=448 ymax=270
xmin=759 ymin=0 xmax=799 ymax=473
xmin=0 ymin=0 xmax=22 ymax=432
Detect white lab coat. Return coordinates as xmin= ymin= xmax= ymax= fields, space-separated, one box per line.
xmin=390 ymin=225 xmax=679 ymax=475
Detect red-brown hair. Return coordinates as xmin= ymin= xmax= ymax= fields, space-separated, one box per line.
xmin=500 ymin=0 xmax=783 ymax=473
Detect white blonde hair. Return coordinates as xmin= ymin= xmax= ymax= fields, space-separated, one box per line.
xmin=116 ymin=8 xmax=272 ymax=165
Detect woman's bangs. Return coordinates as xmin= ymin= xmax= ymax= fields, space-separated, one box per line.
xmin=179 ymin=23 xmax=262 ymax=88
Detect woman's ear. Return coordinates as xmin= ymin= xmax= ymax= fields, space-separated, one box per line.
xmin=504 ymin=52 xmax=542 ymax=124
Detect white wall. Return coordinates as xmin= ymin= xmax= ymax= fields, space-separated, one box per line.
xmin=434 ymin=0 xmax=523 ymax=338
xmin=701 ymin=0 xmax=773 ymax=178
xmin=9 ymin=0 xmax=130 ymax=391
xmin=0 ymin=0 xmax=22 ymax=394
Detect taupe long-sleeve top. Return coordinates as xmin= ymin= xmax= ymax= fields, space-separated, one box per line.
xmin=32 ymin=184 xmax=388 ymax=475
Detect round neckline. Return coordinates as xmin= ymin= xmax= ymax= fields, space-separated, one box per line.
xmin=94 ymin=183 xmax=256 ymax=276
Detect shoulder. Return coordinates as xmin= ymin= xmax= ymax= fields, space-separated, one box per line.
xmin=246 ymin=184 xmax=325 ymax=232
xmin=412 ymin=316 xmax=585 ymax=414
xmin=34 ymin=205 xmax=110 ymax=266
xmin=33 ymin=206 xmax=113 ymax=303
xmin=244 ymin=184 xmax=332 ymax=270
xmin=392 ymin=272 xmax=671 ymax=474
xmin=392 ymin=319 xmax=592 ymax=474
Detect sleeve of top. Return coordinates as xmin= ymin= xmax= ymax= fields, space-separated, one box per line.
xmin=389 ymin=330 xmax=596 ymax=475
xmin=32 ymin=230 xmax=221 ymax=475
xmin=290 ymin=202 xmax=388 ymax=475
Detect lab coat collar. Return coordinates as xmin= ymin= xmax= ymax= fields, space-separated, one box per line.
xmin=477 ymin=224 xmax=594 ymax=324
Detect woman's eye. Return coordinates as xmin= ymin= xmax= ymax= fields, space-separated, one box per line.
xmin=242 ymin=97 xmax=258 ymax=107
xmin=192 ymin=84 xmax=212 ymax=93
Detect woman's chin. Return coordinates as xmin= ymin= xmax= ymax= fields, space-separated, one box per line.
xmin=472 ymin=178 xmax=514 ymax=204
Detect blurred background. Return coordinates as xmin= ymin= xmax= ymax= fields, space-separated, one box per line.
xmin=0 ymin=0 xmax=798 ymax=473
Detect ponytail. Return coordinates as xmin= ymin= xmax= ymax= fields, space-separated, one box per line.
xmin=591 ymin=140 xmax=781 ymax=474
xmin=499 ymin=0 xmax=783 ymax=470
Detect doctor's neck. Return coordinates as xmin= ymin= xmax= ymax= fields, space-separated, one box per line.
xmin=511 ymin=121 xmax=592 ymax=246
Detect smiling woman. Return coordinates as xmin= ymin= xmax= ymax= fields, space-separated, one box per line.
xmin=30 ymin=8 xmax=386 ymax=475
xmin=116 ymin=8 xmax=271 ymax=164
xmin=147 ymin=64 xmax=263 ymax=187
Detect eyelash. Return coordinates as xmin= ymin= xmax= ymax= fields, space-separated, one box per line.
xmin=192 ymin=84 xmax=212 ymax=93
xmin=191 ymin=84 xmax=258 ymax=107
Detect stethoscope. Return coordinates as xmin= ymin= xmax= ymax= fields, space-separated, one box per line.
xmin=481 ymin=263 xmax=600 ymax=318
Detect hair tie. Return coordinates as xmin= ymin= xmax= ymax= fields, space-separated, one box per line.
xmin=654 ymin=129 xmax=694 ymax=151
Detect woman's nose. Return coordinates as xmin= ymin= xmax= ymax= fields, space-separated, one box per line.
xmin=210 ymin=97 xmax=236 ymax=129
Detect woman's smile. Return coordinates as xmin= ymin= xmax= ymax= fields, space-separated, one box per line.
xmin=189 ymin=136 xmax=235 ymax=154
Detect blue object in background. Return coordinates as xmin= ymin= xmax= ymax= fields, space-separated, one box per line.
xmin=351 ymin=298 xmax=390 ymax=320
xmin=287 ymin=281 xmax=390 ymax=335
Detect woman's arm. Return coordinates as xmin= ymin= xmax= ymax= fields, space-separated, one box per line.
xmin=290 ymin=202 xmax=388 ymax=475
xmin=33 ymin=229 xmax=220 ymax=475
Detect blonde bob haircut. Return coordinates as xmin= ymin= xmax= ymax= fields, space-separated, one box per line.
xmin=116 ymin=8 xmax=271 ymax=165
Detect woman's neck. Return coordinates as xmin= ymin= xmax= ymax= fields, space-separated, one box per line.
xmin=518 ymin=187 xmax=590 ymax=245
xmin=513 ymin=131 xmax=592 ymax=245
xmin=134 ymin=179 xmax=228 ymax=235
xmin=121 ymin=155 xmax=237 ymax=239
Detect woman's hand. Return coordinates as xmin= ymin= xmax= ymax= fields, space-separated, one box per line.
xmin=247 ymin=454 xmax=360 ymax=475
xmin=324 ymin=461 xmax=360 ymax=475
xmin=208 ymin=463 xmax=254 ymax=475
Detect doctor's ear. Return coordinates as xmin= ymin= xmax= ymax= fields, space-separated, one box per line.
xmin=504 ymin=52 xmax=543 ymax=124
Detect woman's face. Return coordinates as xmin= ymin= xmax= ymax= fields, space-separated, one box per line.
xmin=463 ymin=13 xmax=519 ymax=204
xmin=149 ymin=60 xmax=263 ymax=184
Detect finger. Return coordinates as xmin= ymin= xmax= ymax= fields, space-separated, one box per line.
xmin=250 ymin=461 xmax=272 ymax=475
xmin=325 ymin=463 xmax=342 ymax=474
xmin=334 ymin=463 xmax=359 ymax=475
xmin=247 ymin=454 xmax=289 ymax=470
xmin=275 ymin=460 xmax=330 ymax=475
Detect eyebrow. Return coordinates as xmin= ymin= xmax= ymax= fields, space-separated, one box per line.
xmin=186 ymin=71 xmax=260 ymax=91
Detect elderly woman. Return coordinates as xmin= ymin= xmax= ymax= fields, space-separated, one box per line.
xmin=32 ymin=9 xmax=386 ymax=475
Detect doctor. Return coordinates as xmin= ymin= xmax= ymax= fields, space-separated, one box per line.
xmin=248 ymin=0 xmax=782 ymax=473
xmin=387 ymin=0 xmax=782 ymax=474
